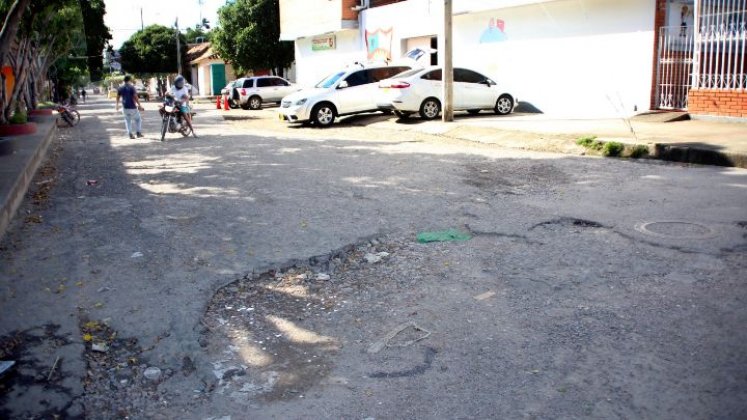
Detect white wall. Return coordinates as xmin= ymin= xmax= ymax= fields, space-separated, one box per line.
xmin=294 ymin=29 xmax=365 ymax=87
xmin=362 ymin=0 xmax=656 ymax=117
xmin=452 ymin=0 xmax=656 ymax=117
xmin=280 ymin=0 xmax=342 ymax=40
xmin=362 ymin=0 xmax=440 ymax=61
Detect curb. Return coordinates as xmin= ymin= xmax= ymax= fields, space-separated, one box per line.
xmin=0 ymin=116 xmax=57 ymax=241
xmin=426 ymin=123 xmax=747 ymax=169
xmin=652 ymin=143 xmax=747 ymax=168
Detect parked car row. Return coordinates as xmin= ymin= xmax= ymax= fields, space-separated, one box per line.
xmin=224 ymin=63 xmax=517 ymax=127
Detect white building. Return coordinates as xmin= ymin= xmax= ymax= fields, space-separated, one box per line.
xmin=280 ymin=0 xmax=747 ymax=118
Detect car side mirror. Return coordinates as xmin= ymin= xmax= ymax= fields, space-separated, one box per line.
xmin=337 ymin=81 xmax=349 ymax=89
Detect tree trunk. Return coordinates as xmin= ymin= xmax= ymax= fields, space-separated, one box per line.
xmin=6 ymin=37 xmax=31 ymax=119
xmin=0 ymin=0 xmax=31 ymax=124
xmin=0 ymin=0 xmax=30 ymax=60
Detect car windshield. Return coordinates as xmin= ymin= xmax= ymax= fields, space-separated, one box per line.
xmin=315 ymin=71 xmax=346 ymax=88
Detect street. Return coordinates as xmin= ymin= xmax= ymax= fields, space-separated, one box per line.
xmin=0 ymin=96 xmax=745 ymax=419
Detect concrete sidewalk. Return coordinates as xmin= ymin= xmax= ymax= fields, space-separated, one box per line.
xmin=366 ymin=111 xmax=747 ymax=168
xmin=0 ymin=115 xmax=57 ymax=240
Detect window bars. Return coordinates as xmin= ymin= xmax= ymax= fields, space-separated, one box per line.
xmin=693 ymin=0 xmax=747 ymax=90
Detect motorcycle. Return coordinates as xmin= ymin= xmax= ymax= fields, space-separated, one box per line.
xmin=56 ymin=102 xmax=80 ymax=127
xmin=159 ymin=96 xmax=195 ymax=141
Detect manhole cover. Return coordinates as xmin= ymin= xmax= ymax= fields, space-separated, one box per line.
xmin=635 ymin=221 xmax=716 ymax=239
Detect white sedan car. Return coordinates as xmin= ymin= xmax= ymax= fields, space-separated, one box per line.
xmin=376 ymin=66 xmax=516 ymax=119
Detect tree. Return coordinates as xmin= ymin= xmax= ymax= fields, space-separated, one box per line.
xmin=212 ymin=0 xmax=293 ymax=76
xmin=0 ymin=0 xmax=33 ymax=121
xmin=0 ymin=0 xmax=89 ymax=122
xmin=185 ymin=25 xmax=210 ymax=44
xmin=119 ymin=24 xmax=187 ymax=76
xmin=78 ymin=0 xmax=111 ymax=82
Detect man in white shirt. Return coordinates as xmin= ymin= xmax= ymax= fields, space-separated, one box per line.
xmin=169 ymin=75 xmax=193 ymax=132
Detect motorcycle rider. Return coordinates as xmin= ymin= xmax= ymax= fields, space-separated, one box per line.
xmin=168 ymin=75 xmax=194 ymax=133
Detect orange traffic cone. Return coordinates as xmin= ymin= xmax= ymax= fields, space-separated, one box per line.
xmin=223 ymin=95 xmax=230 ymax=111
xmin=216 ymin=95 xmax=222 ymax=109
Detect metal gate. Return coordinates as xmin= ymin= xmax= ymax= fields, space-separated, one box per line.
xmin=656 ymin=25 xmax=695 ymax=110
xmin=658 ymin=0 xmax=747 ymax=110
xmin=692 ymin=0 xmax=747 ymax=91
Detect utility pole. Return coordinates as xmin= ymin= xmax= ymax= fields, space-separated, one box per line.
xmin=175 ymin=17 xmax=181 ymax=75
xmin=140 ymin=8 xmax=144 ymax=30
xmin=442 ymin=0 xmax=454 ymax=122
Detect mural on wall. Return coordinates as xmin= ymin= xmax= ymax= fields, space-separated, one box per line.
xmin=366 ymin=28 xmax=393 ymax=60
xmin=480 ymin=18 xmax=508 ymax=43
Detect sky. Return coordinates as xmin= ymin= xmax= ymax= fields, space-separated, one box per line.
xmin=104 ymin=0 xmax=226 ymax=48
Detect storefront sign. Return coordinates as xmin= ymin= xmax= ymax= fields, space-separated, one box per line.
xmin=312 ymin=35 xmax=336 ymax=52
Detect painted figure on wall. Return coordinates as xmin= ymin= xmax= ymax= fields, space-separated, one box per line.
xmin=667 ymin=1 xmax=694 ymax=37
xmin=366 ymin=28 xmax=393 ymax=61
xmin=680 ymin=5 xmax=693 ymax=37
xmin=480 ymin=18 xmax=507 ymax=43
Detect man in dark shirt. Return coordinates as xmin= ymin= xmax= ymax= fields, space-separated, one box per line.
xmin=115 ymin=75 xmax=144 ymax=139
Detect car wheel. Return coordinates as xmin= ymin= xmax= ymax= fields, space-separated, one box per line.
xmin=394 ymin=111 xmax=412 ymax=119
xmin=494 ymin=95 xmax=514 ymax=115
xmin=419 ymin=98 xmax=441 ymax=120
xmin=248 ymin=95 xmax=262 ymax=110
xmin=467 ymin=109 xmax=480 ymax=115
xmin=229 ymin=100 xmax=239 ymax=109
xmin=311 ymin=103 xmax=336 ymax=127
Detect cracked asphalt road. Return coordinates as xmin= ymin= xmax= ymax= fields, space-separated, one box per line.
xmin=0 ymin=98 xmax=745 ymax=419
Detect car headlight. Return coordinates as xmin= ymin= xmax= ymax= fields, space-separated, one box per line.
xmin=295 ymin=98 xmax=307 ymax=106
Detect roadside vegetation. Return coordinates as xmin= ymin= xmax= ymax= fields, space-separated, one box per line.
xmin=576 ymin=136 xmax=650 ymax=159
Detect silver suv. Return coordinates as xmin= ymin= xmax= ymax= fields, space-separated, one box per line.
xmin=231 ymin=76 xmax=299 ymax=110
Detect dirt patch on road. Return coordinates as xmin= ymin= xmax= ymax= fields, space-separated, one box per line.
xmin=199 ymin=225 xmax=747 ymax=418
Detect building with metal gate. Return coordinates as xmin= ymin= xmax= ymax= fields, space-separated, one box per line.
xmin=655 ymin=0 xmax=747 ymax=118
xmin=280 ymin=0 xmax=746 ymax=119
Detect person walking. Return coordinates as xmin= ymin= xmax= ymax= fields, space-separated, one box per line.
xmin=115 ymin=75 xmax=144 ymax=139
xmin=80 ymin=88 xmax=86 ymax=103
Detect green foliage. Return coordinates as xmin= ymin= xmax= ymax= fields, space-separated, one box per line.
xmin=629 ymin=144 xmax=649 ymax=158
xmin=78 ymin=0 xmax=112 ymax=82
xmin=212 ymin=0 xmax=294 ymax=75
xmin=602 ymin=141 xmax=624 ymax=157
xmin=18 ymin=0 xmax=89 ymax=100
xmin=9 ymin=109 xmax=27 ymax=124
xmin=119 ymin=25 xmax=188 ymax=75
xmin=185 ymin=26 xmax=211 ymax=44
xmin=576 ymin=136 xmax=603 ymax=150
xmin=103 ymin=74 xmax=125 ymax=86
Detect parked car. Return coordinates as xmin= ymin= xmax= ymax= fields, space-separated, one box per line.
xmin=279 ymin=64 xmax=412 ymax=127
xmin=231 ymin=76 xmax=298 ymax=110
xmin=135 ymin=84 xmax=151 ymax=101
xmin=376 ymin=66 xmax=516 ymax=119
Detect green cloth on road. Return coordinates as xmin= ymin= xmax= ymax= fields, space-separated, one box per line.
xmin=416 ymin=229 xmax=472 ymax=243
